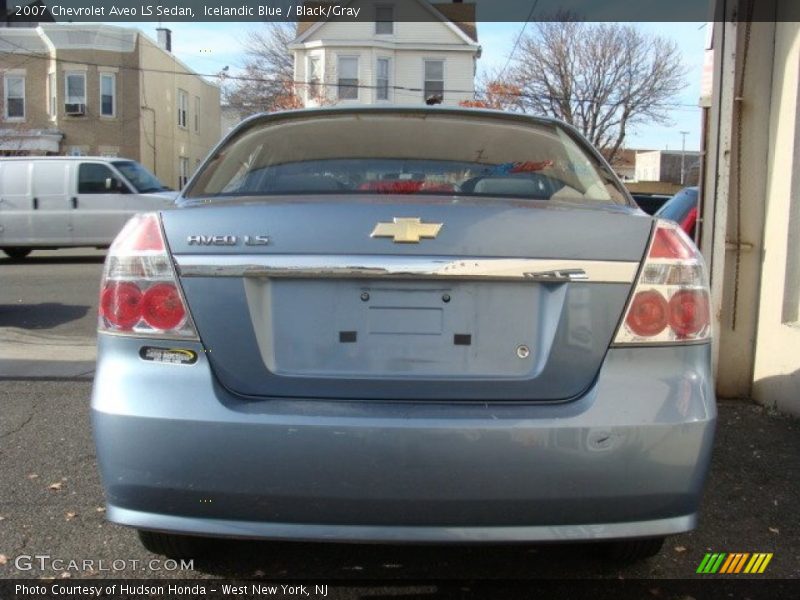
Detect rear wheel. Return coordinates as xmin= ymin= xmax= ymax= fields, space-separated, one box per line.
xmin=2 ymin=247 xmax=32 ymax=260
xmin=137 ymin=530 xmax=210 ymax=559
xmin=598 ymin=537 xmax=665 ymax=561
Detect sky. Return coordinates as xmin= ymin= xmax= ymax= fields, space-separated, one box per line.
xmin=116 ymin=20 xmax=706 ymax=151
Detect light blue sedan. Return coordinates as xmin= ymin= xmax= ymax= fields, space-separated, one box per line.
xmin=92 ymin=107 xmax=715 ymax=561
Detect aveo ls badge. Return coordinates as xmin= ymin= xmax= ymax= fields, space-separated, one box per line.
xmin=187 ymin=235 xmax=270 ymax=246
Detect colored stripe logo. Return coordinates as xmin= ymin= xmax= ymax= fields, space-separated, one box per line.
xmin=697 ymin=552 xmax=773 ymax=574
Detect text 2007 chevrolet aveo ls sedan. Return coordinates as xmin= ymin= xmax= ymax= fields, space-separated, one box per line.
xmin=91 ymin=107 xmax=715 ymax=560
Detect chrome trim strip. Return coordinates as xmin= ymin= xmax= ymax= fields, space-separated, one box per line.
xmin=174 ymin=255 xmax=639 ymax=284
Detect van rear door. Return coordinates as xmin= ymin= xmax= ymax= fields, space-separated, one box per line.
xmin=0 ymin=161 xmax=34 ymax=246
xmin=31 ymin=161 xmax=72 ymax=245
xmin=72 ymin=161 xmax=131 ymax=245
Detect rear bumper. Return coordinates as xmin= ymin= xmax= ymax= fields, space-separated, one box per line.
xmin=92 ymin=337 xmax=716 ymax=542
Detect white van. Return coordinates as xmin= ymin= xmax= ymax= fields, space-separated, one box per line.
xmin=0 ymin=157 xmax=178 ymax=259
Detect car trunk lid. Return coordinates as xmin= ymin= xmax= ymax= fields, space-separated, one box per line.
xmin=163 ymin=197 xmax=651 ymax=401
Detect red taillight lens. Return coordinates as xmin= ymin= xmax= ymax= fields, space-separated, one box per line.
xmin=669 ymin=289 xmax=710 ymax=338
xmin=649 ymin=227 xmax=695 ymax=260
xmin=100 ymin=281 xmax=143 ymax=330
xmin=615 ymin=220 xmax=711 ymax=344
xmin=625 ymin=290 xmax=669 ymax=337
xmin=112 ymin=212 xmax=165 ymax=254
xmin=142 ymin=283 xmax=186 ymax=330
xmin=98 ymin=213 xmax=197 ymax=339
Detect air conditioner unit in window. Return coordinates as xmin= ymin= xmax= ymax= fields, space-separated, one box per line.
xmin=64 ymin=103 xmax=86 ymax=116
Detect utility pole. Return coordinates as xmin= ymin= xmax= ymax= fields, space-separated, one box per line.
xmin=680 ymin=131 xmax=690 ymax=185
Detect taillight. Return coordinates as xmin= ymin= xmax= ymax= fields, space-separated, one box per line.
xmin=614 ymin=220 xmax=711 ymax=344
xmin=98 ymin=213 xmax=198 ymax=339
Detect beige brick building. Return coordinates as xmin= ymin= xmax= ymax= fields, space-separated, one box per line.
xmin=0 ymin=24 xmax=221 ymax=189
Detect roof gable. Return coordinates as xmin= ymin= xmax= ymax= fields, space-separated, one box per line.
xmin=294 ymin=0 xmax=478 ymax=46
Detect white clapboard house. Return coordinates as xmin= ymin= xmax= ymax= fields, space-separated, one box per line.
xmin=289 ymin=0 xmax=481 ymax=106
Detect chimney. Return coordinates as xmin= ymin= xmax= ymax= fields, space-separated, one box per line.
xmin=156 ymin=27 xmax=172 ymax=52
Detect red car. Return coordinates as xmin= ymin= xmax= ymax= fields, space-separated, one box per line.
xmin=655 ymin=187 xmax=699 ymax=239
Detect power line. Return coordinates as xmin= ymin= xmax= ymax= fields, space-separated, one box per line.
xmin=0 ymin=32 xmax=700 ymax=111
xmin=497 ymin=0 xmax=540 ymax=80
xmin=0 ymin=44 xmax=701 ymax=111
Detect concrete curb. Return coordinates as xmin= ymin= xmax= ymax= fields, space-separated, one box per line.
xmin=0 ymin=327 xmax=96 ymax=379
xmin=0 ymin=359 xmax=95 ymax=379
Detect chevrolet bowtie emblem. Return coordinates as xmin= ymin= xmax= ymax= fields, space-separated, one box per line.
xmin=370 ymin=218 xmax=443 ymax=243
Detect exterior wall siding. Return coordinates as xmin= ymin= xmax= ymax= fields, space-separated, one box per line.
xmin=316 ymin=18 xmax=467 ymax=44
xmin=0 ymin=44 xmax=51 ymax=153
xmin=138 ymin=35 xmax=220 ymax=189
xmin=753 ymin=19 xmax=800 ymax=415
xmin=296 ymin=46 xmax=475 ymax=106
xmin=52 ymin=48 xmax=141 ymax=160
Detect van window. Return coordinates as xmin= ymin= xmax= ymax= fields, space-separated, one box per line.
xmin=32 ymin=162 xmax=68 ymax=196
xmin=112 ymin=161 xmax=168 ymax=193
xmin=78 ymin=163 xmax=116 ymax=194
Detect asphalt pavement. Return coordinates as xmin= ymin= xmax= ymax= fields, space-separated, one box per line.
xmin=0 ymin=249 xmax=103 ymax=379
xmin=0 ymin=249 xmax=798 ymax=584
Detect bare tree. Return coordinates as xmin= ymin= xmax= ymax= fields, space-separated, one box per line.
xmin=503 ymin=20 xmax=686 ymax=162
xmin=224 ymin=22 xmax=300 ymax=114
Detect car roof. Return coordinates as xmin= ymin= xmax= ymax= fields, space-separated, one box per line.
xmin=235 ymin=105 xmax=570 ymax=132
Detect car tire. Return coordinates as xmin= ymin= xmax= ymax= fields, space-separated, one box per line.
xmin=2 ymin=247 xmax=32 ymax=260
xmin=137 ymin=530 xmax=210 ymax=559
xmin=598 ymin=537 xmax=665 ymax=561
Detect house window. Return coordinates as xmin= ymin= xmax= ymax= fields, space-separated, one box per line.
xmin=308 ymin=56 xmax=322 ymax=100
xmin=100 ymin=73 xmax=116 ymax=117
xmin=376 ymin=58 xmax=390 ymax=101
xmin=337 ymin=57 xmax=359 ymax=100
xmin=375 ymin=6 xmax=394 ymax=35
xmin=48 ymin=72 xmax=56 ymax=117
xmin=424 ymin=60 xmax=444 ymax=103
xmin=179 ymin=157 xmax=190 ymax=188
xmin=4 ymin=74 xmax=25 ymax=119
xmin=177 ymin=89 xmax=188 ymax=128
xmin=194 ymin=96 xmax=200 ymax=132
xmin=65 ymin=72 xmax=86 ymax=106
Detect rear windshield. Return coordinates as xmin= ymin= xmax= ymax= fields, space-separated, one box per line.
xmin=186 ymin=112 xmax=626 ymax=204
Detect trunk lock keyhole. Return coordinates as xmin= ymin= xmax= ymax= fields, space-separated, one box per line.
xmin=360 ymin=292 xmax=370 ymax=302
xmin=516 ymin=345 xmax=531 ymax=359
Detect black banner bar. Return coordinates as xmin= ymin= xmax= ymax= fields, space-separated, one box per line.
xmin=2 ymin=0 xmax=732 ymax=24
xmin=3 ymin=579 xmax=800 ymax=600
